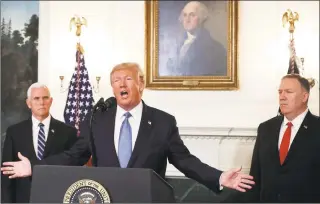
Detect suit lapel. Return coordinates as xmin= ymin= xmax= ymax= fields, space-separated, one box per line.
xmin=127 ymin=103 xmax=153 ymax=168
xmin=272 ymin=116 xmax=284 ymax=166
xmin=43 ymin=117 xmax=56 ymax=157
xmin=25 ymin=118 xmax=37 ymax=159
xmin=102 ymin=106 xmax=120 ymax=167
xmin=282 ymin=111 xmax=311 ymax=165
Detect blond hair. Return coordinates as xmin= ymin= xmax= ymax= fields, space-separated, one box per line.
xmin=110 ymin=62 xmax=145 ymax=84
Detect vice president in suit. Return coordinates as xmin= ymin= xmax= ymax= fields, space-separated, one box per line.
xmin=1 ymin=63 xmax=254 ymax=194
xmin=1 ymin=83 xmax=78 ymax=203
xmin=232 ymin=74 xmax=320 ymax=203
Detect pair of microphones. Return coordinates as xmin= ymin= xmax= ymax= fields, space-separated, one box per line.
xmin=92 ymin=97 xmax=117 ymax=112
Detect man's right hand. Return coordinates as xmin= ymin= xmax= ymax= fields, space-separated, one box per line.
xmin=1 ymin=152 xmax=32 ymax=179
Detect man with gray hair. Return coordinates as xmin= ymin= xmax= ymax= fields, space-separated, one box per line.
xmin=1 ymin=82 xmax=80 ymax=203
xmin=165 ymin=1 xmax=227 ymax=76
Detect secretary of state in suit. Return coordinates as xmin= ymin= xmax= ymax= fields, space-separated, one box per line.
xmin=230 ymin=74 xmax=320 ymax=203
xmin=2 ymin=63 xmax=254 ymax=194
xmin=164 ymin=1 xmax=227 ymax=76
xmin=1 ymin=83 xmax=79 ymax=203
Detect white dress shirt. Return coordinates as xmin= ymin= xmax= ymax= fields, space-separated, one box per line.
xmin=278 ymin=108 xmax=308 ymax=149
xmin=114 ymin=101 xmax=143 ymax=155
xmin=32 ymin=115 xmax=51 ymax=154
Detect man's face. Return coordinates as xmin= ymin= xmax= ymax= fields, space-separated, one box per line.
xmin=181 ymin=3 xmax=200 ymax=32
xmin=111 ymin=68 xmax=144 ymax=111
xmin=26 ymin=87 xmax=53 ymax=120
xmin=278 ymin=78 xmax=308 ymax=119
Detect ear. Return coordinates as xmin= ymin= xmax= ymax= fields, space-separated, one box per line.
xmin=139 ymin=80 xmax=145 ymax=93
xmin=302 ymin=92 xmax=309 ymax=103
xmin=49 ymin=97 xmax=53 ymax=106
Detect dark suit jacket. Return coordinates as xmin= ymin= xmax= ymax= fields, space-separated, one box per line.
xmin=1 ymin=117 xmax=78 ymax=203
xmin=35 ymin=102 xmax=223 ymax=193
xmin=166 ymin=28 xmax=227 ymax=76
xmin=229 ymin=111 xmax=320 ymax=203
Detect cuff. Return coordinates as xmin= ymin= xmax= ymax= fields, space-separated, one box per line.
xmin=219 ymin=174 xmax=224 ymax=190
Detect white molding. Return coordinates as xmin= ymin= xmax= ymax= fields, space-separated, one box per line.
xmin=178 ymin=126 xmax=257 ymax=137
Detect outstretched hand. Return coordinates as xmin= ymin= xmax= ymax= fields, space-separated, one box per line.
xmin=1 ymin=152 xmax=32 ymax=179
xmin=220 ymin=166 xmax=255 ymax=192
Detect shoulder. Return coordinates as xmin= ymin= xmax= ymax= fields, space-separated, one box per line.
xmin=51 ymin=117 xmax=77 ymax=132
xmin=258 ymin=115 xmax=282 ymax=130
xmin=6 ymin=119 xmax=29 ymax=132
xmin=145 ymin=104 xmax=176 ymax=123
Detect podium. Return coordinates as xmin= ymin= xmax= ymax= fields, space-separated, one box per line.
xmin=30 ymin=165 xmax=175 ymax=203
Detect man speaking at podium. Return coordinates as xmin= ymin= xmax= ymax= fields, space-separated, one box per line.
xmin=2 ymin=62 xmax=254 ymax=194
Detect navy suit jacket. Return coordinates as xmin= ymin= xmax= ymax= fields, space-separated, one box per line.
xmin=1 ymin=117 xmax=78 ymax=203
xmin=227 ymin=111 xmax=320 ymax=203
xmin=34 ymin=102 xmax=223 ymax=193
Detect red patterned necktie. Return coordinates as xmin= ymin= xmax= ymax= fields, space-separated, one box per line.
xmin=279 ymin=122 xmax=293 ymax=165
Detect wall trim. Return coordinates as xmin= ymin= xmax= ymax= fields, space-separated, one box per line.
xmin=178 ymin=126 xmax=257 ymax=137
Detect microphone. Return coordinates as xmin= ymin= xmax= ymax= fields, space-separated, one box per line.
xmin=104 ymin=97 xmax=117 ymax=111
xmin=92 ymin=97 xmax=105 ymax=112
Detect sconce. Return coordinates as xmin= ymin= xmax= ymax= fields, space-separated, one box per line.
xmin=59 ymin=76 xmax=68 ymax=93
xmin=92 ymin=76 xmax=101 ymax=93
xmin=299 ymin=58 xmax=318 ymax=88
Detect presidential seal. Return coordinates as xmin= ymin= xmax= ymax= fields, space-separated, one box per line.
xmin=63 ymin=179 xmax=111 ymax=203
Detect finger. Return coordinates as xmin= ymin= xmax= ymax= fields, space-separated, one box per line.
xmin=241 ymin=178 xmax=255 ymax=185
xmin=9 ymin=174 xmax=18 ymax=179
xmin=2 ymin=162 xmax=15 ymax=167
xmin=1 ymin=167 xmax=13 ymax=171
xmin=236 ymin=186 xmax=246 ymax=192
xmin=2 ymin=171 xmax=15 ymax=175
xmin=240 ymin=174 xmax=254 ymax=180
xmin=18 ymin=152 xmax=23 ymax=160
xmin=239 ymin=183 xmax=252 ymax=189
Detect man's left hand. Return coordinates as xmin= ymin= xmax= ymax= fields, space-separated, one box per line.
xmin=220 ymin=166 xmax=255 ymax=192
xmin=1 ymin=152 xmax=32 ymax=179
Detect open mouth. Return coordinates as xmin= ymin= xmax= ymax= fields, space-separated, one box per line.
xmin=120 ymin=91 xmax=128 ymax=98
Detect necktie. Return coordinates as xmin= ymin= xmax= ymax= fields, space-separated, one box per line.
xmin=37 ymin=123 xmax=46 ymax=160
xmin=279 ymin=122 xmax=293 ymax=165
xmin=118 ymin=112 xmax=132 ymax=168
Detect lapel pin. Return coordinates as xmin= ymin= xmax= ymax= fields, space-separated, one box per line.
xmin=148 ymin=121 xmax=151 ymax=125
xmin=51 ymin=129 xmax=55 ymax=133
xmin=303 ymin=125 xmax=308 ymax=129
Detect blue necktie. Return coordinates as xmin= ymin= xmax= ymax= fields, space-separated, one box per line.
xmin=37 ymin=123 xmax=46 ymax=160
xmin=118 ymin=112 xmax=132 ymax=168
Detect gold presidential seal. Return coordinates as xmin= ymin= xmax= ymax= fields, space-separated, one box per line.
xmin=63 ymin=179 xmax=111 ymax=203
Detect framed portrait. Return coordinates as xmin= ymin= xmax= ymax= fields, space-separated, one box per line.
xmin=145 ymin=1 xmax=238 ymax=90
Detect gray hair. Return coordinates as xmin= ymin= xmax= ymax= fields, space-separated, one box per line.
xmin=27 ymin=82 xmax=51 ymax=99
xmin=179 ymin=1 xmax=209 ymax=25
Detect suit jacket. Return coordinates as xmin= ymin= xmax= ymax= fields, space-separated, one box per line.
xmin=230 ymin=111 xmax=320 ymax=203
xmin=166 ymin=28 xmax=227 ymax=76
xmin=1 ymin=117 xmax=78 ymax=203
xmin=36 ymin=102 xmax=223 ymax=193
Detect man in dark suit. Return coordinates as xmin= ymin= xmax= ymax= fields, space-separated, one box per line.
xmin=230 ymin=74 xmax=320 ymax=203
xmin=164 ymin=1 xmax=227 ymax=76
xmin=1 ymin=83 xmax=79 ymax=203
xmin=1 ymin=63 xmax=254 ymax=194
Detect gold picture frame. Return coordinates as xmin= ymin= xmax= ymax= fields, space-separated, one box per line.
xmin=145 ymin=1 xmax=238 ymax=90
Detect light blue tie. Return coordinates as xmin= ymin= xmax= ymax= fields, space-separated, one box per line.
xmin=118 ymin=112 xmax=132 ymax=168
xmin=37 ymin=123 xmax=46 ymax=160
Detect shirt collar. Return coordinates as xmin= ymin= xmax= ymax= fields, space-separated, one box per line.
xmin=32 ymin=114 xmax=51 ymax=128
xmin=283 ymin=108 xmax=308 ymax=128
xmin=116 ymin=101 xmax=143 ymax=120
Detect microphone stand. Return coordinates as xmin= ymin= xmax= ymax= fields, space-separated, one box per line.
xmin=88 ymin=97 xmax=116 ymax=167
xmin=89 ymin=108 xmax=98 ymax=167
